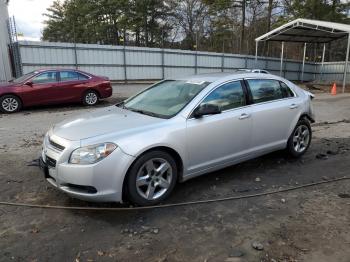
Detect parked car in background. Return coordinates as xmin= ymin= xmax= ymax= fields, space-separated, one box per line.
xmin=237 ymin=69 xmax=270 ymax=74
xmin=40 ymin=72 xmax=315 ymax=206
xmin=0 ymin=69 xmax=112 ymax=113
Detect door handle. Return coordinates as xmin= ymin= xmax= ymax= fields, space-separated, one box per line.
xmin=289 ymin=104 xmax=299 ymax=109
xmin=239 ymin=113 xmax=251 ymax=120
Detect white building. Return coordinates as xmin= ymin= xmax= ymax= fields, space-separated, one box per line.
xmin=0 ymin=0 xmax=12 ymax=81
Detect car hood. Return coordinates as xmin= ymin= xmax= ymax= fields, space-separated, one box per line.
xmin=52 ymin=106 xmax=165 ymax=141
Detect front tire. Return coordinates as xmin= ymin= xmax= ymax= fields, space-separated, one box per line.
xmin=82 ymin=90 xmax=99 ymax=106
xmin=287 ymin=118 xmax=312 ymax=157
xmin=126 ymin=151 xmax=178 ymax=206
xmin=0 ymin=95 xmax=22 ymax=113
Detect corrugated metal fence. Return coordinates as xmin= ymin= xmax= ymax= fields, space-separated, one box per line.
xmin=316 ymin=62 xmax=350 ymax=83
xmin=14 ymin=41 xmax=349 ymax=83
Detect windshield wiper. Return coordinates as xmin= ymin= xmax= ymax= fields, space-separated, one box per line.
xmin=115 ymin=102 xmax=126 ymax=109
xmin=124 ymin=106 xmax=163 ymax=118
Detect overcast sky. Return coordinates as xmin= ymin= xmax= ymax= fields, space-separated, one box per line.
xmin=8 ymin=0 xmax=54 ymax=41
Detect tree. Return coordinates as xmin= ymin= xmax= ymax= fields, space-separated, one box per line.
xmin=42 ymin=0 xmax=350 ymax=60
xmin=42 ymin=0 xmax=170 ymax=46
xmin=281 ymin=0 xmax=350 ymax=23
xmin=165 ymin=0 xmax=210 ymax=50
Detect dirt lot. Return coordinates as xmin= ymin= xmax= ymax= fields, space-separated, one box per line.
xmin=0 ymin=87 xmax=350 ymax=262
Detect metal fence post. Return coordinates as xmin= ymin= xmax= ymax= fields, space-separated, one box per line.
xmin=320 ymin=43 xmax=326 ymax=81
xmin=73 ymin=43 xmax=78 ymax=69
xmin=123 ymin=45 xmax=127 ymax=83
xmin=301 ymin=43 xmax=307 ymax=82
xmin=280 ymin=42 xmax=284 ymax=76
xmin=161 ymin=49 xmax=165 ymax=79
xmin=342 ymin=33 xmax=349 ymax=93
xmin=221 ymin=52 xmax=224 ymax=72
xmin=255 ymin=41 xmax=258 ymax=67
xmin=195 ymin=52 xmax=198 ymax=74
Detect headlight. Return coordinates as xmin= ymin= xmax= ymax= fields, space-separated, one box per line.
xmin=69 ymin=143 xmax=117 ymax=165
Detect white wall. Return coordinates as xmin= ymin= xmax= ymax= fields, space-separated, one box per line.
xmin=0 ymin=0 xmax=11 ymax=82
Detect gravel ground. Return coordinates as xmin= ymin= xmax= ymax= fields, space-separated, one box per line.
xmin=0 ymin=88 xmax=350 ymax=262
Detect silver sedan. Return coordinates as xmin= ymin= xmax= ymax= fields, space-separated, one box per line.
xmin=40 ymin=72 xmax=314 ymax=206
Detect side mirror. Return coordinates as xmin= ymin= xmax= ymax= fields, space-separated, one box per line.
xmin=24 ymin=81 xmax=33 ymax=87
xmin=193 ymin=104 xmax=221 ymax=118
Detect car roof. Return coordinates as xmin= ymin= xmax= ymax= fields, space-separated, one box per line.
xmin=31 ymin=68 xmax=93 ymax=76
xmin=34 ymin=68 xmax=87 ymax=73
xmin=173 ymin=72 xmax=280 ymax=83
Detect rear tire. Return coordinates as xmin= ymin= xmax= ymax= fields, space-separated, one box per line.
xmin=0 ymin=95 xmax=22 ymax=113
xmin=287 ymin=118 xmax=312 ymax=158
xmin=126 ymin=150 xmax=178 ymax=206
xmin=82 ymin=90 xmax=99 ymax=106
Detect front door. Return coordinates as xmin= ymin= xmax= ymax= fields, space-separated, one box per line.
xmin=21 ymin=71 xmax=59 ymax=106
xmin=186 ymin=80 xmax=253 ymax=174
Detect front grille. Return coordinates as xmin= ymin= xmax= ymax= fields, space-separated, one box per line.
xmin=48 ymin=137 xmax=65 ymax=151
xmin=46 ymin=156 xmax=57 ymax=168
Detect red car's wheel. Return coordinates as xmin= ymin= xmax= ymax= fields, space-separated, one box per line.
xmin=82 ymin=90 xmax=99 ymax=106
xmin=0 ymin=95 xmax=22 ymax=113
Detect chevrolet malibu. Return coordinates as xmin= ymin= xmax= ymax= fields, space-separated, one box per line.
xmin=0 ymin=69 xmax=112 ymax=113
xmin=40 ymin=72 xmax=314 ymax=206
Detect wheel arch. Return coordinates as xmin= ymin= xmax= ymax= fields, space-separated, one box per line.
xmin=121 ymin=146 xmax=184 ymax=202
xmin=286 ymin=111 xmax=314 ymax=143
xmin=299 ymin=113 xmax=315 ymax=123
xmin=0 ymin=93 xmax=24 ymax=107
xmin=83 ymin=88 xmax=101 ymax=98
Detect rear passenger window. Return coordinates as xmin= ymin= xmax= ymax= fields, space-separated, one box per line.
xmin=200 ymin=81 xmax=245 ymax=111
xmin=247 ymin=79 xmax=284 ymax=103
xmin=60 ymin=71 xmax=89 ymax=82
xmin=279 ymin=81 xmax=295 ymax=98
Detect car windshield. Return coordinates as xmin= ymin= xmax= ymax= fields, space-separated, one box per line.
xmin=11 ymin=71 xmax=37 ymax=83
xmin=122 ymin=80 xmax=211 ymax=118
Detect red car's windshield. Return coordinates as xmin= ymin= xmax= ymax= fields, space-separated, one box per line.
xmin=11 ymin=71 xmax=37 ymax=83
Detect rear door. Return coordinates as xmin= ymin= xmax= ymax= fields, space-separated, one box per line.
xmin=245 ymin=78 xmax=300 ymax=152
xmin=56 ymin=71 xmax=91 ymax=102
xmin=21 ymin=71 xmax=59 ymax=105
xmin=186 ymin=80 xmax=253 ymax=174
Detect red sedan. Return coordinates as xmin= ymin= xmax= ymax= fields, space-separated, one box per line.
xmin=0 ymin=69 xmax=113 ymax=113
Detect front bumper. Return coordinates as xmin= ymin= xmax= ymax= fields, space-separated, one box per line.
xmin=40 ymin=134 xmax=135 ymax=202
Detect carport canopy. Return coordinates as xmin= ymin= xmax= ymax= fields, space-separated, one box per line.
xmin=255 ymin=18 xmax=350 ymax=92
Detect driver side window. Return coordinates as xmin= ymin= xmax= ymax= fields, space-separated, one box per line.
xmin=200 ymin=81 xmax=245 ymax=111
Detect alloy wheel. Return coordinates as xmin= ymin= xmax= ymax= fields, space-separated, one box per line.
xmin=293 ymin=125 xmax=310 ymax=153
xmin=136 ymin=158 xmax=173 ymax=200
xmin=2 ymin=97 xmax=19 ymax=112
xmin=85 ymin=92 xmax=98 ymax=105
